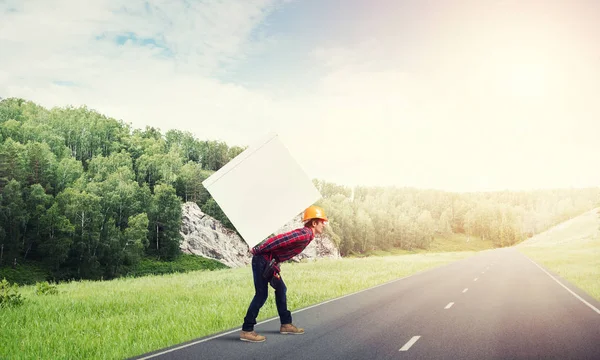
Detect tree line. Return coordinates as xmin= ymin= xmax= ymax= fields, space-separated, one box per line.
xmin=314 ymin=178 xmax=599 ymax=255
xmin=0 ymin=98 xmax=243 ymax=280
xmin=1 ymin=98 xmax=598 ymax=280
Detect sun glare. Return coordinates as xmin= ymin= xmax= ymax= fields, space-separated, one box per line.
xmin=506 ymin=62 xmax=548 ymax=98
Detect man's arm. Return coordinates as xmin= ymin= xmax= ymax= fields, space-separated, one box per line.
xmin=253 ymin=229 xmax=305 ymax=255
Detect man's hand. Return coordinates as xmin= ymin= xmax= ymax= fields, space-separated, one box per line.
xmin=269 ymin=272 xmax=281 ymax=288
xmin=250 ymin=246 xmax=260 ymax=255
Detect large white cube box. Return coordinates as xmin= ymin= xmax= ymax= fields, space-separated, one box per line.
xmin=202 ymin=133 xmax=322 ymax=248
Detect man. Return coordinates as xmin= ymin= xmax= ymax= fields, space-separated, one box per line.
xmin=240 ymin=205 xmax=328 ymax=343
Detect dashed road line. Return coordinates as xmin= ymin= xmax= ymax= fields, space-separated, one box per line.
xmin=474 ymin=278 xmax=478 ymax=281
xmin=399 ymin=336 xmax=421 ymax=351
xmin=135 ymin=260 xmax=455 ymax=359
xmin=462 ymin=288 xmax=468 ymax=293
xmin=445 ymin=302 xmax=454 ymax=309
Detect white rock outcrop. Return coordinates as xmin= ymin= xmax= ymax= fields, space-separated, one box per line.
xmin=179 ymin=202 xmax=251 ymax=268
xmin=179 ymin=202 xmax=340 ymax=267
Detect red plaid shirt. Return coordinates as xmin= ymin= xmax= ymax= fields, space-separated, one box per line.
xmin=254 ymin=227 xmax=314 ymax=263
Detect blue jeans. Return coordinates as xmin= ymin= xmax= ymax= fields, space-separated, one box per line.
xmin=242 ymin=255 xmax=292 ymax=331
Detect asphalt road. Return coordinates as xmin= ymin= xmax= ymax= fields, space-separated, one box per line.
xmin=132 ymin=248 xmax=600 ymax=360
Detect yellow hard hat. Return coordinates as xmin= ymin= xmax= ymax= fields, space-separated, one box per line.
xmin=303 ymin=205 xmax=328 ymax=222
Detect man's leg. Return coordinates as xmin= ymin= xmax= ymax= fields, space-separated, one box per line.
xmin=273 ymin=276 xmax=304 ymax=334
xmin=272 ymin=276 xmax=292 ymax=325
xmin=241 ymin=256 xmax=268 ymax=342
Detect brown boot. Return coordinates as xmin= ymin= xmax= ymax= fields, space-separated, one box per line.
xmin=240 ymin=330 xmax=266 ymax=342
xmin=280 ymin=323 xmax=304 ymax=335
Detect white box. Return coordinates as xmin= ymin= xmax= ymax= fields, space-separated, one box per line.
xmin=202 ymin=133 xmax=322 ymax=248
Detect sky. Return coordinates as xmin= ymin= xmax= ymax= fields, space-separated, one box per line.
xmin=1 ymin=0 xmax=599 ymax=192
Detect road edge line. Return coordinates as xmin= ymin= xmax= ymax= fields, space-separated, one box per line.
xmin=134 ymin=256 xmax=471 ymax=359
xmin=522 ymin=254 xmax=600 ymax=315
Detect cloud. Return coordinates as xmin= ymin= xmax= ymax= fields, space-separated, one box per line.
xmin=1 ymin=0 xmax=279 ymax=70
xmin=0 ymin=0 xmax=285 ymax=141
xmin=1 ymin=0 xmax=599 ymax=192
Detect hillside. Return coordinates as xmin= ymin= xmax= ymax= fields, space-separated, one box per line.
xmin=518 ymin=208 xmax=600 ymax=300
xmin=1 ymin=97 xmax=599 ymax=283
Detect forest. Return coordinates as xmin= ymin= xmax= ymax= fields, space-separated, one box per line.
xmin=1 ymin=97 xmax=598 ymax=281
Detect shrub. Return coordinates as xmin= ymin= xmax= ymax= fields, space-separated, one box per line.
xmin=36 ymin=281 xmax=58 ymax=296
xmin=0 ymin=263 xmax=50 ymax=285
xmin=0 ymin=278 xmax=24 ymax=308
xmin=126 ymin=254 xmax=228 ymax=278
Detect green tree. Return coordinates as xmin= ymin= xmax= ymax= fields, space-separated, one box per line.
xmin=24 ymin=141 xmax=57 ymax=191
xmin=0 ymin=180 xmax=27 ymax=266
xmin=227 ymin=145 xmax=246 ymax=161
xmin=158 ymin=148 xmax=183 ymax=186
xmin=393 ymin=212 xmax=412 ymax=249
xmin=20 ymin=122 xmax=70 ymax=160
xmin=53 ymin=157 xmax=84 ymax=195
xmin=201 ymin=140 xmax=229 ymax=171
xmin=122 ymin=213 xmax=149 ymax=266
xmin=0 ymin=97 xmax=25 ymax=123
xmin=0 ymin=119 xmax=23 ymax=142
xmin=88 ymin=151 xmax=134 ymax=182
xmin=147 ymin=184 xmax=182 ymax=260
xmin=439 ymin=209 xmax=453 ymax=237
xmin=134 ymin=138 xmax=173 ymax=189
xmin=56 ymin=188 xmax=102 ymax=278
xmin=46 ymin=105 xmax=128 ymax=167
xmin=98 ymin=218 xmax=123 ymax=278
xmin=319 ymin=195 xmax=354 ymax=255
xmin=354 ymin=208 xmax=374 ymax=253
xmin=175 ymin=162 xmax=211 ymax=203
xmin=23 ymin=184 xmax=51 ymax=259
xmin=38 ymin=203 xmax=74 ymax=271
xmin=165 ymin=129 xmax=202 ymax=163
xmin=416 ymin=210 xmax=435 ymax=249
xmin=0 ymin=139 xmax=27 ymax=190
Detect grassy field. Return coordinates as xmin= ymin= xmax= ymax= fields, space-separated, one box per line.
xmin=428 ymin=233 xmax=495 ymax=252
xmin=353 ymin=234 xmax=494 ymax=258
xmin=1 ymin=251 xmax=474 ymax=360
xmin=517 ymin=208 xmax=600 ymax=301
xmin=3 ymin=210 xmax=596 ymax=360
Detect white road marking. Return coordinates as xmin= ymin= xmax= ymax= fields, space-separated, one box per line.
xmin=399 ymin=336 xmax=421 ymax=351
xmin=523 ymin=255 xmax=600 ymax=315
xmin=474 ymin=278 xmax=478 ymax=281
xmin=462 ymin=288 xmax=468 ymax=293
xmin=136 ymin=260 xmax=457 ymax=359
xmin=445 ymin=302 xmax=454 ymax=309
xmin=481 ymin=271 xmax=485 ymax=274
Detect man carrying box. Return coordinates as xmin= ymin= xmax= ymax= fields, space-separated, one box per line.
xmin=240 ymin=205 xmax=328 ymax=343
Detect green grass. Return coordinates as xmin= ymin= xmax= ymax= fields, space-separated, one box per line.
xmin=350 ymin=234 xmax=494 ymax=258
xmin=517 ymin=208 xmax=600 ymax=301
xmin=428 ymin=233 xmax=495 ymax=252
xmin=0 ymin=251 xmax=474 ymax=360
